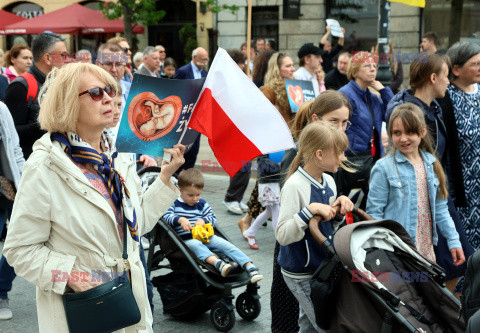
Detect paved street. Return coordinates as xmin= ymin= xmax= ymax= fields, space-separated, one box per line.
xmin=0 ymin=139 xmax=275 ymax=332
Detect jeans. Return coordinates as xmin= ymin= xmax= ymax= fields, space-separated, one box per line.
xmin=283 ymin=274 xmax=326 ymax=333
xmin=139 ymin=241 xmax=154 ymax=314
xmin=184 ymin=235 xmax=252 ymax=267
xmin=0 ymin=256 xmax=15 ymax=300
xmin=0 ymin=209 xmax=15 ymax=300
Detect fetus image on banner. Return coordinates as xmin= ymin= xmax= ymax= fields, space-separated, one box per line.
xmin=128 ymin=91 xmax=182 ymax=141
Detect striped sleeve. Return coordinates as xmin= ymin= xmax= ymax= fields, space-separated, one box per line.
xmin=163 ymin=202 xmax=180 ymax=227
xmin=298 ymin=206 xmax=314 ymax=223
xmin=201 ymin=201 xmax=217 ymax=226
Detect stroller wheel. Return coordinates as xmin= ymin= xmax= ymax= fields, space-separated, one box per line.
xmin=210 ymin=301 xmax=235 ymax=332
xmin=235 ymin=292 xmax=261 ymax=321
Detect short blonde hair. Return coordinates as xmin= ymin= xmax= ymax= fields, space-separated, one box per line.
xmin=107 ymin=36 xmax=127 ymax=45
xmin=38 ymin=63 xmax=117 ymax=133
xmin=347 ymin=51 xmax=378 ymax=80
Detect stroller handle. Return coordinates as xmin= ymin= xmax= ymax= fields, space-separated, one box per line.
xmin=309 ymin=207 xmax=373 ymax=250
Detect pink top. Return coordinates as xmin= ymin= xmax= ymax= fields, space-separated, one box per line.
xmin=319 ymin=80 xmax=326 ymax=93
xmin=2 ymin=66 xmax=18 ymax=84
xmin=414 ymin=161 xmax=436 ymax=262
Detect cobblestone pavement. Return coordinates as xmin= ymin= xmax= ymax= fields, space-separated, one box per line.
xmin=0 ymin=172 xmax=276 ymax=332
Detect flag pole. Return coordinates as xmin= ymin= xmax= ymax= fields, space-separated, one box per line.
xmin=246 ymin=0 xmax=252 ymax=76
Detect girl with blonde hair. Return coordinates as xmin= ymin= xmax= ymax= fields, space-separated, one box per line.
xmin=276 ymin=121 xmax=354 ymax=332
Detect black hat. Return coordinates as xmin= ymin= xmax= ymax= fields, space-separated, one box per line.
xmin=298 ymin=43 xmax=327 ymax=58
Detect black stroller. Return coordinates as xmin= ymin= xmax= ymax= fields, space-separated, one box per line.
xmin=309 ymin=209 xmax=466 ymax=332
xmin=138 ymin=167 xmax=261 ymax=332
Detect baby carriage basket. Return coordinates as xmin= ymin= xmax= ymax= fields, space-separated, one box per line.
xmin=309 ymin=211 xmax=466 ymax=333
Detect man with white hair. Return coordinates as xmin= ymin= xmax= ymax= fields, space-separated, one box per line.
xmin=136 ymin=46 xmax=161 ymax=77
xmin=174 ymin=47 xmax=208 ymax=79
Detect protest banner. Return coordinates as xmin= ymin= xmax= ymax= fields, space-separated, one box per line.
xmin=284 ymin=78 xmax=315 ymax=113
xmin=116 ymin=74 xmax=205 ymax=157
xmin=326 ymin=19 xmax=344 ymax=38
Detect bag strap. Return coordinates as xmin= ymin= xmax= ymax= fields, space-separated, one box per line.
xmin=365 ymin=94 xmax=379 ymax=157
xmin=122 ymin=209 xmax=128 ymax=260
xmin=365 ymin=95 xmax=375 ymax=134
xmin=19 ymin=72 xmax=38 ymax=106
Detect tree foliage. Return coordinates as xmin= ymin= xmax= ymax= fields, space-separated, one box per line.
xmin=179 ymin=24 xmax=197 ymax=64
xmin=203 ymin=0 xmax=239 ymax=14
xmin=101 ymin=0 xmax=239 ymax=56
xmin=101 ymin=0 xmax=165 ymax=48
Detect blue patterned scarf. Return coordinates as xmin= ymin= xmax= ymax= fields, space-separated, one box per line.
xmin=51 ymin=131 xmax=139 ymax=242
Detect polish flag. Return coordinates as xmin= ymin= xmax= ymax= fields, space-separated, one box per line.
xmin=187 ymin=48 xmax=295 ymax=177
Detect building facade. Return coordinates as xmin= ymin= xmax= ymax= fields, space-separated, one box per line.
xmin=1 ymin=0 xmax=478 ymax=83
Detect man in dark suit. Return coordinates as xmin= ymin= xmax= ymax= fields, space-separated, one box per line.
xmin=174 ymin=47 xmax=208 ymax=80
xmin=173 ymin=47 xmax=209 ymax=174
xmin=325 ymin=52 xmax=351 ymax=90
xmin=135 ymin=46 xmax=160 ymax=77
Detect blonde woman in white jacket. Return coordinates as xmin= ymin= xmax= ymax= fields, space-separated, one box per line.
xmin=3 ymin=63 xmax=184 ymax=332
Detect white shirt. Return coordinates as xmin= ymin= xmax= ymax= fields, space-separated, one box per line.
xmin=293 ymin=66 xmax=320 ymax=97
xmin=191 ymin=61 xmax=203 ymax=79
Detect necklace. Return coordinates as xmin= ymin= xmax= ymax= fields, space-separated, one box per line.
xmin=450 ymin=84 xmax=480 ymax=111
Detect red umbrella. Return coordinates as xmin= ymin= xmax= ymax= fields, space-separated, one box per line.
xmin=3 ymin=3 xmax=144 ymax=35
xmin=0 ymin=10 xmax=26 ymax=35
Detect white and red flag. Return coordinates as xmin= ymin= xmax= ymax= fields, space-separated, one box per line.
xmin=187 ymin=48 xmax=295 ymax=177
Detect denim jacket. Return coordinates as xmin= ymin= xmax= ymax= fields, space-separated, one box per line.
xmin=366 ymin=149 xmax=461 ymax=250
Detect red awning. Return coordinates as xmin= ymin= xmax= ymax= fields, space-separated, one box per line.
xmin=3 ymin=3 xmax=144 ymax=35
xmin=0 ymin=10 xmax=27 ymax=35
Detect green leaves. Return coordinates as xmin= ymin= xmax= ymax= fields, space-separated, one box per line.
xmin=100 ymin=0 xmax=165 ymax=25
xmin=204 ymin=0 xmax=239 ymax=14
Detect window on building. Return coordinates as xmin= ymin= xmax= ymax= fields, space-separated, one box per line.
xmin=252 ymin=6 xmax=279 ymax=51
xmin=3 ymin=2 xmax=44 ymax=49
xmin=148 ymin=0 xmax=196 ymax=67
xmin=423 ymin=0 xmax=480 ymax=52
xmin=326 ymin=0 xmax=378 ymax=53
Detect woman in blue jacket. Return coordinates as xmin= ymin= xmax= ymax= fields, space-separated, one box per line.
xmin=338 ymin=52 xmax=393 ymax=206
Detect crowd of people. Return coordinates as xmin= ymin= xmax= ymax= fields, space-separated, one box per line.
xmin=0 ymin=26 xmax=478 ymax=332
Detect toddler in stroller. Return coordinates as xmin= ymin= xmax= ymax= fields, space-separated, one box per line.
xmin=163 ymin=168 xmax=263 ymax=283
xmin=148 ymin=168 xmax=263 ymax=331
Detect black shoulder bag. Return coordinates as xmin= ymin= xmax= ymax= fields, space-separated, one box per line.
xmin=336 ymin=98 xmax=377 ymax=199
xmin=62 ymin=212 xmax=141 ymax=333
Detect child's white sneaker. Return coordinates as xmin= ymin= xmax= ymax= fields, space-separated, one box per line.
xmin=217 ymin=261 xmax=232 ymax=277
xmin=248 ymin=269 xmax=263 ymax=284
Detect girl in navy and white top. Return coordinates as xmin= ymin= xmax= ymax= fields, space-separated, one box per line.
xmin=276 ymin=121 xmax=354 ymax=332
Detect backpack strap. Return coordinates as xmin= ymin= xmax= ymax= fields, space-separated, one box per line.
xmin=19 ymin=72 xmax=38 ymax=107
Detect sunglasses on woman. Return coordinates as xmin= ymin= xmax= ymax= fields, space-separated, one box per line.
xmin=78 ymin=85 xmax=116 ymax=101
